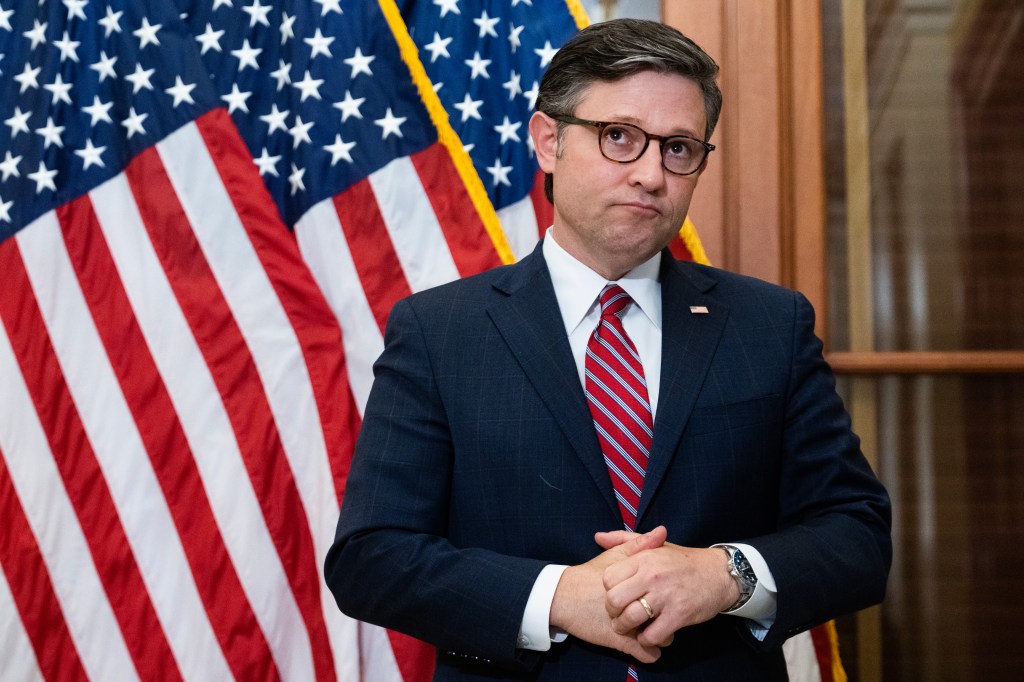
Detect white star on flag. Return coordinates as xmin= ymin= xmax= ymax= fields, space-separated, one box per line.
xmin=343 ymin=48 xmax=374 ymax=78
xmin=0 ymin=4 xmax=597 ymax=681
xmin=374 ymin=107 xmax=406 ymax=139
xmin=74 ymin=140 xmax=106 ymax=169
xmin=166 ymin=77 xmax=197 ymax=107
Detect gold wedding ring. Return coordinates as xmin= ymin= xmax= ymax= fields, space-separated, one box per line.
xmin=638 ymin=596 xmax=655 ymax=620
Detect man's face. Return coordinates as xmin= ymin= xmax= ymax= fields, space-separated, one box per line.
xmin=531 ymin=71 xmax=708 ymax=280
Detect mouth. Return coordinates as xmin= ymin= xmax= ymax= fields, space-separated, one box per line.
xmin=617 ymin=201 xmax=661 ymax=215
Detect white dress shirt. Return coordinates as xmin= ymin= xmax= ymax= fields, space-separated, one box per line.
xmin=516 ymin=231 xmax=777 ymax=652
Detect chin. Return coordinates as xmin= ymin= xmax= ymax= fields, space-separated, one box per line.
xmin=604 ymin=240 xmax=664 ymax=273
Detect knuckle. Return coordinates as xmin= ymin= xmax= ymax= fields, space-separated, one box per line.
xmin=607 ymin=592 xmax=628 ymax=610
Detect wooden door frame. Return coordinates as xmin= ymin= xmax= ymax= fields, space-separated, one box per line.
xmin=659 ymin=1 xmax=1024 ymax=679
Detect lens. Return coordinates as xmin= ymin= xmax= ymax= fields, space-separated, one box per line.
xmin=599 ymin=123 xmax=645 ymax=162
xmin=663 ymin=137 xmax=702 ymax=175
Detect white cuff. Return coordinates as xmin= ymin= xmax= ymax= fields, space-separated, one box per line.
xmin=714 ymin=542 xmax=777 ymax=640
xmin=517 ymin=564 xmax=568 ymax=651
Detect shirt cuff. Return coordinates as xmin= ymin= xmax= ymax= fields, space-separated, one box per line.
xmin=714 ymin=542 xmax=778 ymax=640
xmin=517 ymin=564 xmax=568 ymax=651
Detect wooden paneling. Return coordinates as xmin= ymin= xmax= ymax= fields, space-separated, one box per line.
xmin=663 ymin=1 xmax=828 ymax=339
xmin=662 ymin=1 xmax=1024 ymax=680
xmin=829 ymin=351 xmax=1024 ymax=373
xmin=662 ymin=2 xmax=728 ymax=269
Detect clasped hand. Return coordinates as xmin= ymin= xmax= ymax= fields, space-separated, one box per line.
xmin=549 ymin=526 xmax=739 ymax=663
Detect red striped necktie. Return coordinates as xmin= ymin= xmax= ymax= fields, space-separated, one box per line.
xmin=585 ymin=284 xmax=653 ymax=681
xmin=585 ymin=284 xmax=653 ymax=532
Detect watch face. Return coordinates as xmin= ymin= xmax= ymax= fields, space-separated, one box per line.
xmin=723 ymin=546 xmax=756 ymax=611
xmin=731 ymin=549 xmax=757 ymax=588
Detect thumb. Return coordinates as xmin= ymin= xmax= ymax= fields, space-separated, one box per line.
xmin=612 ymin=525 xmax=668 ymax=558
xmin=594 ymin=529 xmax=639 ymax=551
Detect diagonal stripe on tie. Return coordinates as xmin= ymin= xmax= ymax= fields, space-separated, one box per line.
xmin=584 ymin=284 xmax=653 ymax=531
xmin=585 ymin=284 xmax=655 ymax=682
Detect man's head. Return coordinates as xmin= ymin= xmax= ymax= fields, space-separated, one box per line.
xmin=536 ymin=19 xmax=722 ymax=203
xmin=537 ymin=19 xmax=722 ymax=139
xmin=528 ymin=19 xmax=721 ymax=280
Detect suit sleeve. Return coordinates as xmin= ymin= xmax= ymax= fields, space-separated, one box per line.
xmin=323 ymin=297 xmax=546 ymax=670
xmin=751 ymin=292 xmax=892 ymax=648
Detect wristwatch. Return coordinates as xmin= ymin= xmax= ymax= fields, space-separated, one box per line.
xmin=721 ymin=545 xmax=757 ymax=611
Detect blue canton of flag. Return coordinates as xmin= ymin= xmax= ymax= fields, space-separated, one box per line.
xmin=398 ymin=0 xmax=579 ymax=258
xmin=0 ymin=0 xmax=219 ymax=239
xmin=0 ymin=1 xmax=585 ymax=680
xmin=179 ymin=0 xmax=439 ymax=228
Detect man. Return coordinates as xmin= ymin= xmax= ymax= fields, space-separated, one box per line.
xmin=325 ymin=18 xmax=891 ymax=680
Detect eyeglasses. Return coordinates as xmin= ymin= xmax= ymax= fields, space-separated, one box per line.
xmin=551 ymin=115 xmax=715 ymax=176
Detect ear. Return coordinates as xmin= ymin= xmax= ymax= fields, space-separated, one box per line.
xmin=529 ymin=111 xmax=559 ymax=173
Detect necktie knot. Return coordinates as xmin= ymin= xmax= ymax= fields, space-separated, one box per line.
xmin=599 ymin=284 xmax=632 ymax=320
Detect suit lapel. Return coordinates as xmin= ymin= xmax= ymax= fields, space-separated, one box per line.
xmin=486 ymin=244 xmax=621 ymax=518
xmin=485 ymin=246 xmax=732 ymax=524
xmin=636 ymin=256 xmax=729 ymax=525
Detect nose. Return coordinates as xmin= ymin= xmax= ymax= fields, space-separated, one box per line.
xmin=627 ymin=141 xmax=667 ymax=190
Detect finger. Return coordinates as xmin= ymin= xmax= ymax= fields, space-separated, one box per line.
xmin=603 ymin=557 xmax=656 ymax=618
xmin=594 ymin=529 xmax=638 ymax=550
xmin=637 ymin=617 xmax=677 ymax=650
xmin=643 ymin=629 xmax=674 ymax=649
xmin=614 ymin=526 xmax=667 ymax=557
xmin=620 ymin=636 xmax=662 ymax=665
xmin=602 ymin=553 xmax=640 ymax=593
xmin=610 ymin=599 xmax=653 ymax=634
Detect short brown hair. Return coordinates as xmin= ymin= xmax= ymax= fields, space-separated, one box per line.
xmin=536 ymin=19 xmax=722 ymax=202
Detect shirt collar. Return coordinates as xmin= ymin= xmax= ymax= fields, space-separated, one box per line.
xmin=542 ymin=228 xmax=663 ymax=336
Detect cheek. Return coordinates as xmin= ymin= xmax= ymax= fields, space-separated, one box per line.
xmin=552 ymin=181 xmax=595 ymax=226
xmin=554 ymin=163 xmax=605 ymax=209
xmin=668 ymin=183 xmax=698 ymax=216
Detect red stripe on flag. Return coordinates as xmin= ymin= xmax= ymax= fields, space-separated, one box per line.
xmin=387 ymin=629 xmax=436 ymax=682
xmin=409 ymin=143 xmax=503 ymax=276
xmin=667 ymin=235 xmax=695 ymax=262
xmin=333 ymin=180 xmax=412 ymax=334
xmin=195 ymin=109 xmax=359 ymax=504
xmin=0 ymin=447 xmax=87 ymax=682
xmin=54 ymin=195 xmax=279 ymax=680
xmin=809 ymin=624 xmax=837 ymax=682
xmin=529 ymin=170 xmax=554 ymax=242
xmin=123 ymin=147 xmax=335 ymax=682
xmin=0 ymin=238 xmax=183 ymax=681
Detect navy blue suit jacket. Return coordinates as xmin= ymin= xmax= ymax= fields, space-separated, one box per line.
xmin=325 ymin=242 xmax=891 ymax=680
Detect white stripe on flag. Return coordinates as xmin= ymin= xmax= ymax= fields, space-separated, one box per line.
xmin=90 ymin=173 xmax=313 ymax=681
xmin=370 ymin=155 xmax=462 ymax=293
xmin=16 ymin=212 xmax=232 ymax=681
xmin=296 ymin=199 xmax=383 ymax=414
xmin=158 ymin=122 xmax=336 ymax=518
xmin=0 ymin=567 xmax=43 ymax=681
xmin=158 ymin=113 xmax=359 ymax=682
xmin=359 ymin=621 xmax=405 ymax=682
xmin=783 ymin=630 xmax=824 ymax=682
xmin=497 ymin=194 xmax=541 ymax=261
xmin=0 ymin=303 xmax=138 ymax=682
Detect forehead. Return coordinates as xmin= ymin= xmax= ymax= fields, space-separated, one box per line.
xmin=575 ymin=71 xmax=707 ymax=136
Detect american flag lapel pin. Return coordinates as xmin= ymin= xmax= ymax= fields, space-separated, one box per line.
xmin=689 ymin=305 xmax=710 ymax=314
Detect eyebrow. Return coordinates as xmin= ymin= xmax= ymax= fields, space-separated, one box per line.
xmin=586 ymin=114 xmax=701 ymax=139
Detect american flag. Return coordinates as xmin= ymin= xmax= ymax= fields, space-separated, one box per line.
xmin=398 ymin=0 xmax=579 ymax=258
xmin=0 ymin=0 xmax=585 ymax=680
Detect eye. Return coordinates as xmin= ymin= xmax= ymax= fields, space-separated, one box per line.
xmin=603 ymin=125 xmax=633 ymax=145
xmin=665 ymin=138 xmax=695 ymax=159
